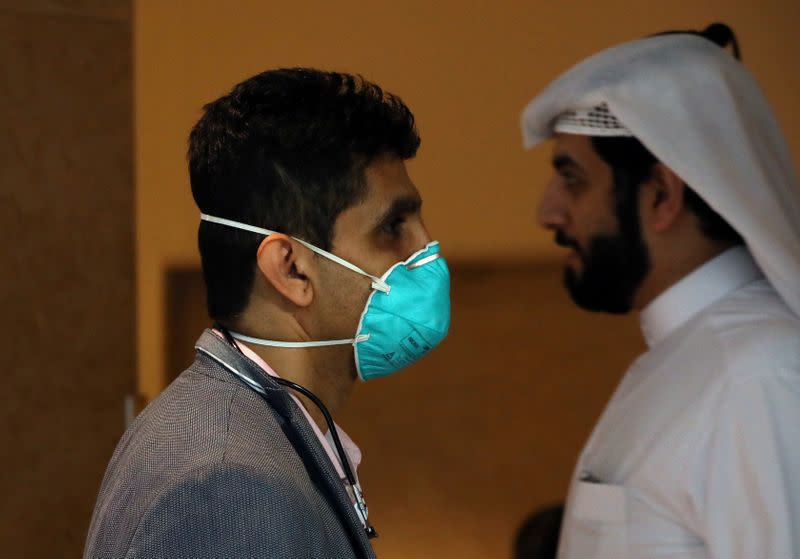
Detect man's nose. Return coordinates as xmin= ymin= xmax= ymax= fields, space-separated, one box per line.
xmin=410 ymin=220 xmax=432 ymax=254
xmin=419 ymin=222 xmax=432 ymax=246
xmin=537 ymin=178 xmax=569 ymax=231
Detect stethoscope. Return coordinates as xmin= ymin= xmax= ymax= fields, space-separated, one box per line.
xmin=211 ymin=325 xmax=378 ymax=539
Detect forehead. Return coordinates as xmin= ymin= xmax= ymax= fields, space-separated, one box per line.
xmin=551 ymin=133 xmax=603 ymax=168
xmin=332 ymin=154 xmax=421 ymax=237
xmin=361 ymin=154 xmax=420 ymax=204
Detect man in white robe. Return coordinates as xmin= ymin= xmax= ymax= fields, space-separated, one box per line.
xmin=520 ymin=23 xmax=800 ymax=559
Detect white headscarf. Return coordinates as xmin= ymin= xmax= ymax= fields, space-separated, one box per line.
xmin=521 ymin=34 xmax=800 ymax=317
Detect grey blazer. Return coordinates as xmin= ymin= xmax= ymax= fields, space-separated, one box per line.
xmin=84 ymin=330 xmax=376 ymax=559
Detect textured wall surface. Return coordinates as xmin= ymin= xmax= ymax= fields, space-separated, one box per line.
xmin=0 ymin=2 xmax=133 ymax=556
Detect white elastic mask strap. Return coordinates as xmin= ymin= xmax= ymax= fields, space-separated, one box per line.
xmin=230 ymin=331 xmax=370 ymax=348
xmin=200 ymin=214 xmax=390 ymax=293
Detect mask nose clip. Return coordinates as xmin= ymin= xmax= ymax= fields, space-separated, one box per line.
xmin=405 ymin=252 xmax=442 ymax=271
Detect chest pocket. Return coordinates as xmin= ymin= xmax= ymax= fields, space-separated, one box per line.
xmin=563 ymin=480 xmax=628 ymax=559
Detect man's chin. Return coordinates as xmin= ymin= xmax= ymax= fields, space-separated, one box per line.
xmin=563 ymin=269 xmax=632 ymax=315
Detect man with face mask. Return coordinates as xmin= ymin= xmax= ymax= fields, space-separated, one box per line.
xmin=84 ymin=69 xmax=450 ymax=559
xmin=521 ymin=24 xmax=800 ymax=559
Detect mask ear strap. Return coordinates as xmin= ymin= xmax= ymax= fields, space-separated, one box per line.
xmin=230 ymin=331 xmax=370 ymax=348
xmin=298 ymin=241 xmax=390 ymax=293
xmin=200 ymin=214 xmax=390 ymax=293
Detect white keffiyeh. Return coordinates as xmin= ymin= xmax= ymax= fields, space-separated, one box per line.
xmin=521 ymin=35 xmax=800 ymax=316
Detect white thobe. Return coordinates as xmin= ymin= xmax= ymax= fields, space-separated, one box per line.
xmin=557 ymin=247 xmax=800 ymax=559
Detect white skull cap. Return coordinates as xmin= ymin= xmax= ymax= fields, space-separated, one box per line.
xmin=553 ymin=102 xmax=632 ymax=137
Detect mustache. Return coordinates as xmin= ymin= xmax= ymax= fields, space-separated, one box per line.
xmin=554 ymin=230 xmax=582 ymax=254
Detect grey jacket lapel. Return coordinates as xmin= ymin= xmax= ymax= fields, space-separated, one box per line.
xmin=194 ymin=330 xmax=375 ymax=558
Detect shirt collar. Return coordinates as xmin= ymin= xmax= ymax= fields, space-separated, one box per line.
xmin=639 ymin=246 xmax=763 ymax=348
xmin=211 ymin=329 xmax=362 ymax=478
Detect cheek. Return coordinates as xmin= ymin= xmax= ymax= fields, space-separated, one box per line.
xmin=343 ymin=278 xmax=372 ymax=323
xmin=318 ymin=264 xmax=373 ymax=335
xmin=571 ymin=194 xmax=619 ymax=245
xmin=370 ymin=235 xmax=429 ymax=274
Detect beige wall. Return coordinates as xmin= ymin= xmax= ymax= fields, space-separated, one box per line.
xmin=0 ymin=2 xmax=133 ymax=556
xmin=134 ymin=2 xmax=800 ymax=557
xmin=136 ymin=0 xmax=800 ymax=398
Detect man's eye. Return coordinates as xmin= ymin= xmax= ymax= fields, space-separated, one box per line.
xmin=383 ymin=217 xmax=405 ymax=236
xmin=561 ymin=173 xmax=585 ymax=191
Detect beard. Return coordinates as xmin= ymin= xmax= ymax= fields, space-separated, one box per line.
xmin=556 ymin=205 xmax=650 ymax=314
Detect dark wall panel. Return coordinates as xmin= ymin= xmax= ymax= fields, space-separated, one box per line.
xmin=0 ymin=6 xmax=133 ymax=557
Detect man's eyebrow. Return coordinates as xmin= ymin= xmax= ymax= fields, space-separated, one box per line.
xmin=375 ymin=194 xmax=422 ymax=225
xmin=552 ymin=154 xmax=582 ymax=172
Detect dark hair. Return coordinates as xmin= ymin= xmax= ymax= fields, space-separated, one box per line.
xmin=514 ymin=504 xmax=564 ymax=559
xmin=591 ymin=137 xmax=744 ymax=244
xmin=653 ymin=22 xmax=741 ymax=60
xmin=590 ymin=22 xmax=744 ymax=245
xmin=189 ymin=68 xmax=420 ymax=321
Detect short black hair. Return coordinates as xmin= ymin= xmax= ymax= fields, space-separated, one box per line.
xmin=188 ymin=68 xmax=420 ymax=322
xmin=590 ymin=22 xmax=744 ymax=246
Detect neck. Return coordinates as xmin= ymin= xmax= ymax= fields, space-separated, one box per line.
xmin=226 ymin=316 xmax=357 ymax=432
xmin=251 ymin=341 xmax=356 ymax=432
xmin=633 ymin=240 xmax=738 ymax=311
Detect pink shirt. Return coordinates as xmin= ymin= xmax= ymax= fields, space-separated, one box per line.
xmin=214 ymin=331 xmax=362 ymax=484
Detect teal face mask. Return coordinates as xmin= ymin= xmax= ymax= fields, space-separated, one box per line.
xmin=353 ymin=240 xmax=450 ymax=380
xmin=200 ymin=214 xmax=451 ymax=380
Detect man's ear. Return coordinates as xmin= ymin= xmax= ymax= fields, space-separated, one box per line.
xmin=255 ymin=234 xmax=314 ymax=307
xmin=641 ymin=162 xmax=686 ymax=234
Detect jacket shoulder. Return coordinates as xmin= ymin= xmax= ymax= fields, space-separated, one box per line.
xmin=126 ymin=462 xmax=314 ymax=558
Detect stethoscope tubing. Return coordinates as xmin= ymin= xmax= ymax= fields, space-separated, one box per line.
xmin=209 ymin=325 xmax=377 ymax=539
